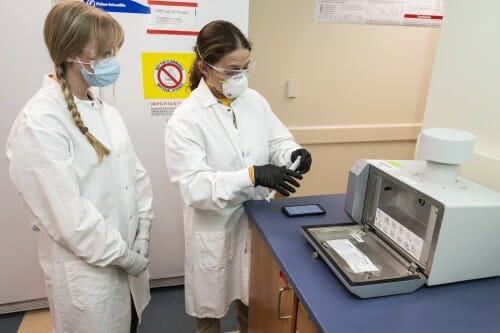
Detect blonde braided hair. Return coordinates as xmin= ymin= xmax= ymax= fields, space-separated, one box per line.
xmin=44 ymin=0 xmax=124 ymax=163
xmin=55 ymin=64 xmax=111 ymax=162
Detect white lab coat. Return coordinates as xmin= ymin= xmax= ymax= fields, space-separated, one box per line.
xmin=6 ymin=75 xmax=153 ymax=333
xmin=164 ymin=79 xmax=300 ymax=318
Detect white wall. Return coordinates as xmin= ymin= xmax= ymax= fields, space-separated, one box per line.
xmin=423 ymin=0 xmax=500 ymax=192
xmin=0 ymin=1 xmax=53 ymax=304
xmin=249 ymin=0 xmax=440 ymax=195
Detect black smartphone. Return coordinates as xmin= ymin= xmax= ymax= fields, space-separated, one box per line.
xmin=281 ymin=204 xmax=326 ymax=217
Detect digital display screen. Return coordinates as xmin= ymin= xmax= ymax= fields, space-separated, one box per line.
xmin=282 ymin=204 xmax=326 ymax=217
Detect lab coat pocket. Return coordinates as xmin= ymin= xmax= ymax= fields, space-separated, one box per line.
xmin=194 ymin=228 xmax=234 ymax=272
xmin=64 ymin=261 xmax=117 ymax=311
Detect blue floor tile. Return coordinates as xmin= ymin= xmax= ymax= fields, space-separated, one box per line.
xmin=0 ymin=311 xmax=25 ymax=333
xmin=140 ymin=285 xmax=240 ymax=333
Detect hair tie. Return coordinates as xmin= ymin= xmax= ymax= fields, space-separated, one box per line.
xmin=80 ymin=126 xmax=89 ymax=135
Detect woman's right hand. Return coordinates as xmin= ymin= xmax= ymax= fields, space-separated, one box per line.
xmin=119 ymin=249 xmax=149 ymax=277
xmin=253 ymin=164 xmax=302 ymax=196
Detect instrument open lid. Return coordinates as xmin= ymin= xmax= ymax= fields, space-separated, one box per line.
xmin=302 ymin=223 xmax=427 ymax=298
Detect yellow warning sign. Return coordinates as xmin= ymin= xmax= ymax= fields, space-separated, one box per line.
xmin=142 ymin=52 xmax=195 ymax=99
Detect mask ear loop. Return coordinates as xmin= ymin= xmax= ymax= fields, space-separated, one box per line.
xmin=195 ymin=45 xmax=225 ymax=94
xmin=195 ymin=45 xmax=210 ymax=77
xmin=195 ymin=45 xmax=212 ymax=71
xmin=195 ymin=45 xmax=221 ymax=76
xmin=194 ymin=45 xmax=203 ymax=61
xmin=72 ymin=57 xmax=95 ymax=74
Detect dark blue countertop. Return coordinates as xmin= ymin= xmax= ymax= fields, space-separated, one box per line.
xmin=244 ymin=194 xmax=500 ymax=333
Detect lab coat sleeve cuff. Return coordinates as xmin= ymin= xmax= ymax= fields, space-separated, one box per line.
xmin=135 ymin=219 xmax=152 ymax=240
xmin=285 ymin=146 xmax=301 ymax=167
xmin=114 ymin=249 xmax=147 ymax=276
xmin=218 ymin=168 xmax=254 ymax=193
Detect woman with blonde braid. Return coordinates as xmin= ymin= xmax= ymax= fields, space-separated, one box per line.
xmin=6 ymin=1 xmax=153 ymax=332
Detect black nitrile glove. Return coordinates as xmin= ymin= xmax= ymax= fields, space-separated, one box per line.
xmin=254 ymin=164 xmax=302 ymax=196
xmin=291 ymin=148 xmax=312 ymax=174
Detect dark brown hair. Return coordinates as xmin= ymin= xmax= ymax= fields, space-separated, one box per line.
xmin=190 ymin=20 xmax=251 ymax=91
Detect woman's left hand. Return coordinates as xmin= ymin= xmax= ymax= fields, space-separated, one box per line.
xmin=291 ymin=148 xmax=312 ymax=174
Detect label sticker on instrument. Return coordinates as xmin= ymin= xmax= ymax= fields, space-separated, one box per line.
xmin=375 ymin=208 xmax=424 ymax=259
xmin=327 ymin=239 xmax=379 ymax=273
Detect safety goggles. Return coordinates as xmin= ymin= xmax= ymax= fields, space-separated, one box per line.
xmin=77 ymin=48 xmax=118 ymax=69
xmin=204 ymin=58 xmax=256 ymax=78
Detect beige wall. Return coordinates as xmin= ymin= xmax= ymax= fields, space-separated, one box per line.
xmin=423 ymin=0 xmax=500 ymax=192
xmin=248 ymin=0 xmax=440 ymax=195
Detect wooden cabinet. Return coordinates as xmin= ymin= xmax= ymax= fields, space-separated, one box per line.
xmin=295 ymin=302 xmax=317 ymax=333
xmin=248 ymin=227 xmax=317 ymax=333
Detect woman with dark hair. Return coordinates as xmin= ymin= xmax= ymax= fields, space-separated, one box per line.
xmin=164 ymin=20 xmax=312 ymax=333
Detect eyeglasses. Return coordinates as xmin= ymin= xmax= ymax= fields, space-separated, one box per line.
xmin=78 ymin=48 xmax=118 ymax=69
xmin=204 ymin=58 xmax=256 ymax=77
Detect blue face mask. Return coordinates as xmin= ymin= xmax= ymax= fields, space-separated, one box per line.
xmin=75 ymin=56 xmax=121 ymax=87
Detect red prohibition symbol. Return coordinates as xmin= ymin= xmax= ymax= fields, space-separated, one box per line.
xmin=156 ymin=62 xmax=184 ymax=91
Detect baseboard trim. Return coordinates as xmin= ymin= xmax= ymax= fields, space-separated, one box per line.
xmin=0 ymin=276 xmax=185 ymax=314
xmin=0 ymin=298 xmax=48 ymax=314
xmin=149 ymin=275 xmax=185 ymax=288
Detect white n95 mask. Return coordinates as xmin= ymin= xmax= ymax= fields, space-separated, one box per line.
xmin=221 ymin=73 xmax=248 ymax=99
